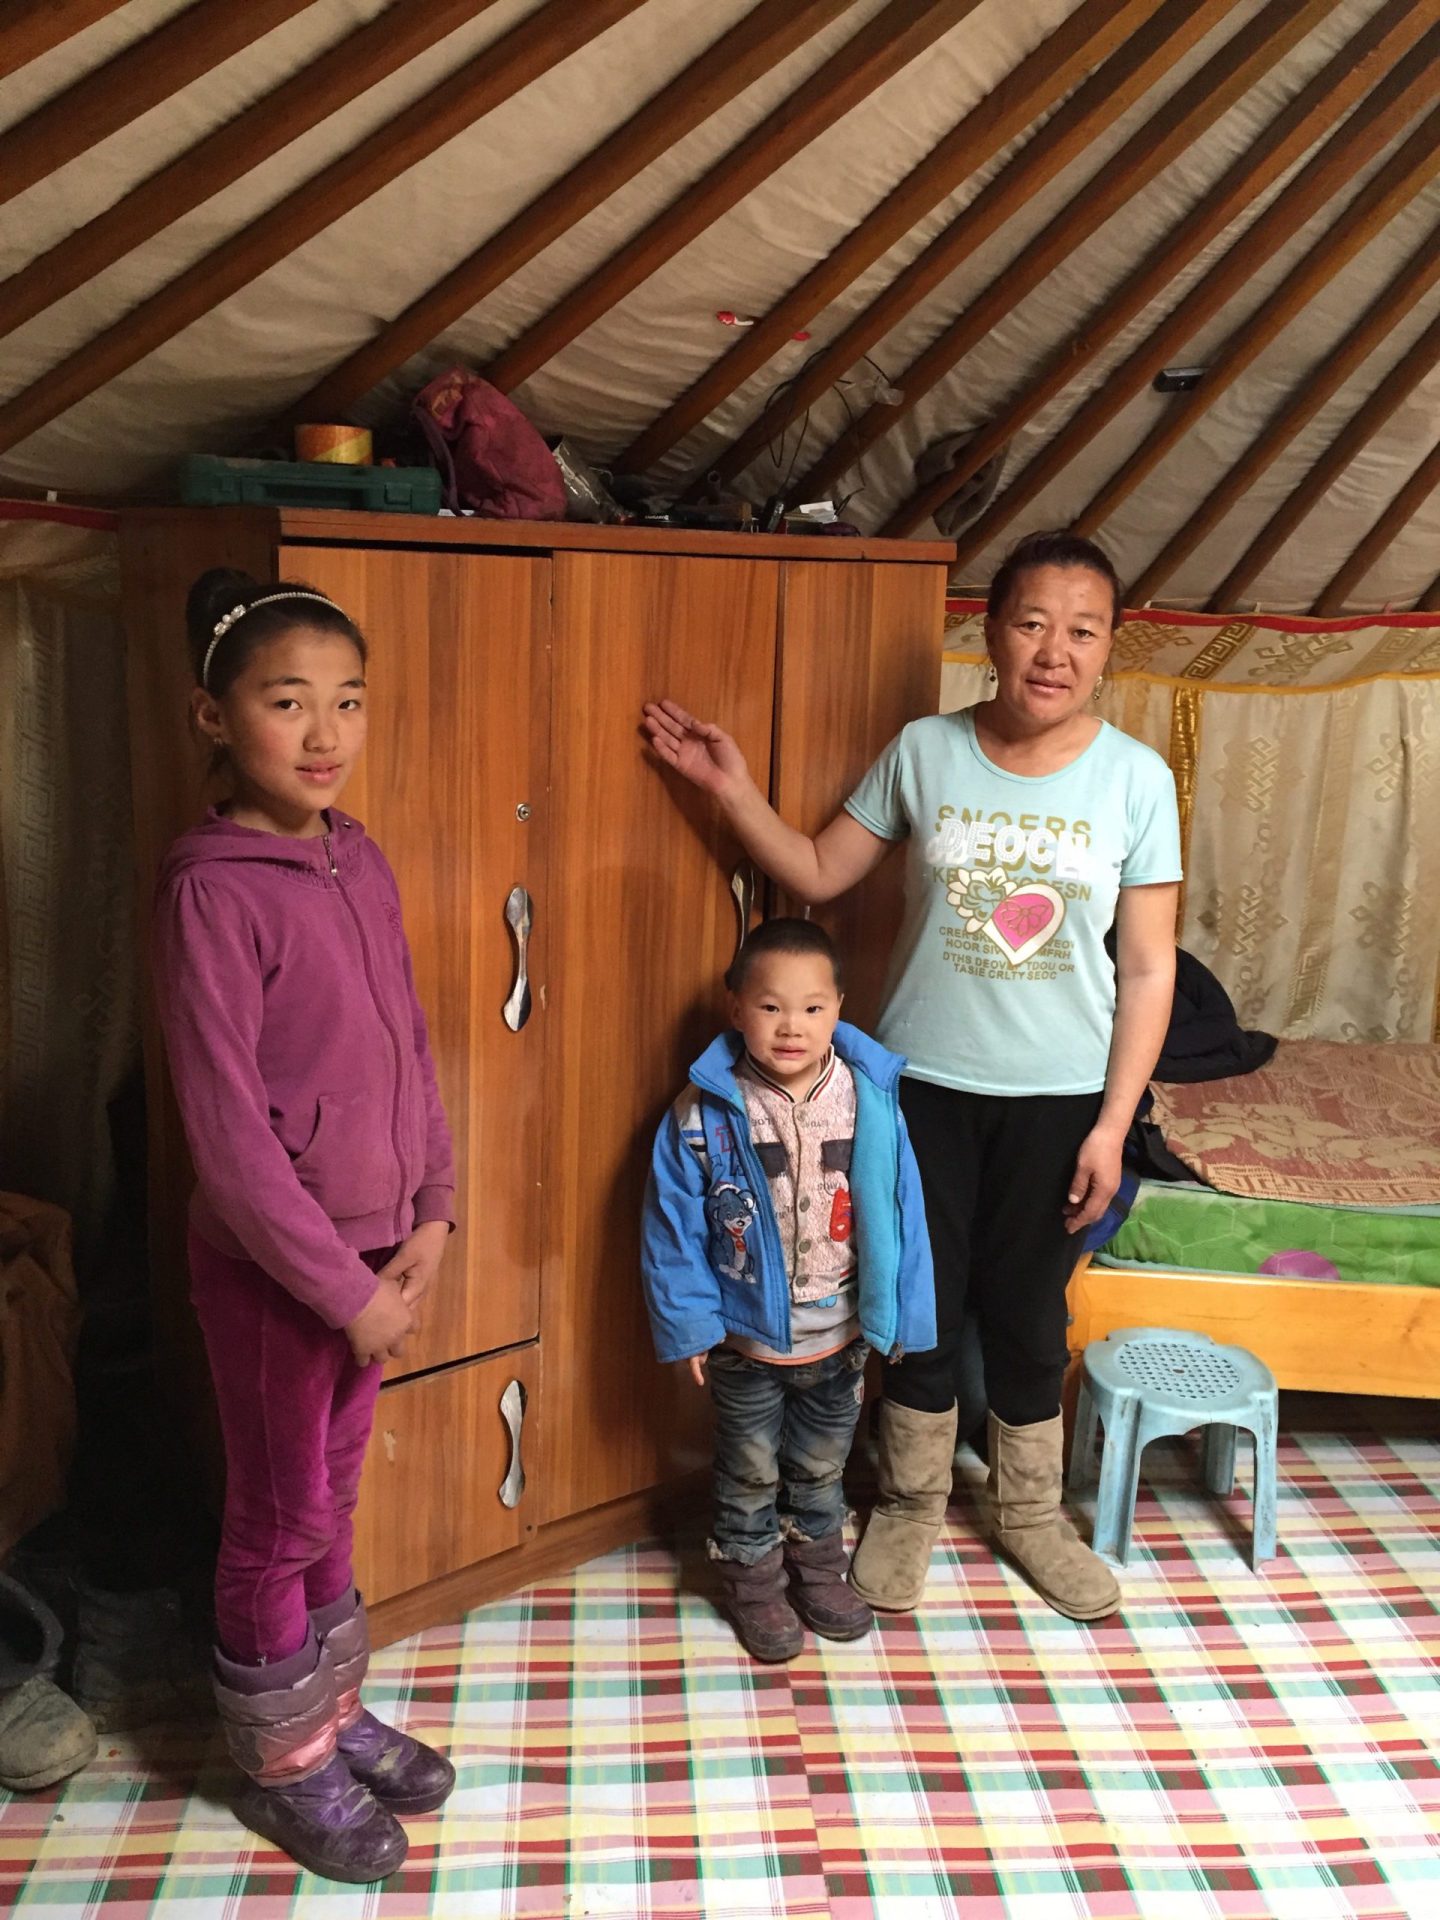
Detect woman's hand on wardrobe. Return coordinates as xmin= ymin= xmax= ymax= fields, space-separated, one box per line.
xmin=1063 ymin=1124 xmax=1124 ymax=1235
xmin=385 ymin=1219 xmax=450 ymax=1313
xmin=642 ymin=698 xmax=888 ymax=903
xmin=641 ymin=698 xmax=752 ymax=801
xmin=345 ymin=1275 xmax=417 ymax=1366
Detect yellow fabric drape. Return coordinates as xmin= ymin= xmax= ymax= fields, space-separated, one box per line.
xmin=1167 ymin=685 xmax=1201 ymax=931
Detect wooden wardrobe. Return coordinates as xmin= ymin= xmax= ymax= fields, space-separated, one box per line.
xmin=120 ymin=510 xmax=949 ymax=1641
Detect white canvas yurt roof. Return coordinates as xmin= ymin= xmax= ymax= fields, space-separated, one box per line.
xmin=2 ymin=0 xmax=1437 ymax=612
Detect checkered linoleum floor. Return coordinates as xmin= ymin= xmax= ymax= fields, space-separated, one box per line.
xmin=3 ymin=1426 xmax=1437 ymax=1919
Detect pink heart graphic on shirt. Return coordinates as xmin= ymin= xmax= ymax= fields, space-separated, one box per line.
xmin=982 ymin=885 xmax=1065 ymax=967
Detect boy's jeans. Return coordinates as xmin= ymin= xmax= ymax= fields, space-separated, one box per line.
xmin=707 ymin=1338 xmax=869 ymax=1564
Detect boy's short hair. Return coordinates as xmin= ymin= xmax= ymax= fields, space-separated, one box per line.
xmin=725 ymin=916 xmax=844 ymax=994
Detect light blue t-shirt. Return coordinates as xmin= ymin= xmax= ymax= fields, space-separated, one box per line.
xmin=845 ymin=708 xmax=1182 ymax=1097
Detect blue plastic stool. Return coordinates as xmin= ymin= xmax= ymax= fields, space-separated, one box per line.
xmin=1068 ymin=1326 xmax=1278 ymax=1568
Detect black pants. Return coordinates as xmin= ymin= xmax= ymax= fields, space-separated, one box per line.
xmin=888 ymin=1077 xmax=1103 ymax=1427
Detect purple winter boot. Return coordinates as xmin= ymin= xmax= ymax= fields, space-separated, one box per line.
xmin=783 ymin=1531 xmax=874 ymax=1640
xmin=714 ymin=1546 xmax=805 ymax=1662
xmin=213 ymin=1638 xmax=406 ymax=1883
xmin=314 ymin=1591 xmax=455 ymax=1817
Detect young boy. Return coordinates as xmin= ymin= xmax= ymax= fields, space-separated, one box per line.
xmin=641 ymin=919 xmax=936 ymax=1661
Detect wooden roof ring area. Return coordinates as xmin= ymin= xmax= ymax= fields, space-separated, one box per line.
xmin=2 ymin=0 xmax=1437 ymax=613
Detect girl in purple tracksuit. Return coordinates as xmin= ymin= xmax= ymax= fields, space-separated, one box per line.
xmin=151 ymin=568 xmax=456 ymax=1882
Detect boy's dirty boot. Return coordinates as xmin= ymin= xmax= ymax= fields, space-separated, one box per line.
xmin=987 ymin=1412 xmax=1120 ymax=1621
xmin=849 ymin=1400 xmax=958 ymax=1611
xmin=313 ymin=1590 xmax=455 ymax=1816
xmin=715 ymin=1547 xmax=804 ymax=1662
xmin=213 ymin=1636 xmax=408 ymax=1882
xmin=783 ymin=1532 xmax=873 ymax=1640
xmin=0 ymin=1574 xmax=97 ymax=1791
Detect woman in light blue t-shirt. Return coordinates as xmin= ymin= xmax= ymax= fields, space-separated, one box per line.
xmin=643 ymin=532 xmax=1181 ymax=1627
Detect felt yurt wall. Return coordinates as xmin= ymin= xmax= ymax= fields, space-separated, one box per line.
xmin=1 ymin=0 xmax=1438 ymax=613
xmin=943 ymin=600 xmax=1440 ymax=1043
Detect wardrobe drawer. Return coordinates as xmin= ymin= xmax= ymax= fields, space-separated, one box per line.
xmin=352 ymin=1344 xmax=539 ymax=1604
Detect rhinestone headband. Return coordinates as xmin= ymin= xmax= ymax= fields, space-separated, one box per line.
xmin=201 ymin=590 xmax=340 ymax=690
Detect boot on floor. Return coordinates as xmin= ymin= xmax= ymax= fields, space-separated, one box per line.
xmin=314 ymin=1590 xmax=455 ymax=1816
xmin=213 ymin=1639 xmax=407 ymax=1882
xmin=783 ymin=1532 xmax=873 ymax=1640
xmin=987 ymin=1412 xmax=1120 ymax=1622
xmin=849 ymin=1400 xmax=958 ymax=1612
xmin=715 ymin=1547 xmax=804 ymax=1662
xmin=0 ymin=1573 xmax=97 ymax=1791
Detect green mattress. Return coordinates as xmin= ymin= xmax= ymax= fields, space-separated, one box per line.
xmin=1097 ymin=1181 xmax=1440 ymax=1288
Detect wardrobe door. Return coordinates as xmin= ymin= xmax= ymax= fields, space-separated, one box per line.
xmin=279 ymin=545 xmax=549 ymax=1375
xmin=771 ymin=561 xmax=946 ymax=1030
xmin=542 ymin=552 xmax=778 ymax=1524
xmin=351 ymin=1342 xmax=540 ymax=1604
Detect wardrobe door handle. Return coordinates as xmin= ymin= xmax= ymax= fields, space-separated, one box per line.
xmin=498 ymin=1378 xmax=527 ymax=1508
xmin=502 ymin=885 xmax=532 ymax=1030
xmin=730 ymin=861 xmax=755 ymax=963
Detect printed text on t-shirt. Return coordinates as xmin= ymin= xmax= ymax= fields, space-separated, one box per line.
xmin=925 ymin=809 xmax=1094 ymax=881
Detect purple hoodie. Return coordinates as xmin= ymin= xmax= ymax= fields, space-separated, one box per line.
xmin=152 ymin=807 xmax=455 ymax=1329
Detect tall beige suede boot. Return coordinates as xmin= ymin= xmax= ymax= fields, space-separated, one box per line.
xmin=849 ymin=1400 xmax=958 ymax=1612
xmin=987 ymin=1412 xmax=1120 ymax=1621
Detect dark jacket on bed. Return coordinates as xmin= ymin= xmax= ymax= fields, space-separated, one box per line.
xmin=1154 ymin=947 xmax=1278 ymax=1084
xmin=1084 ymin=947 xmax=1276 ymax=1248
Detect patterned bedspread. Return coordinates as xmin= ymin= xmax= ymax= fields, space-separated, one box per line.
xmin=1148 ymin=1040 xmax=1440 ymax=1207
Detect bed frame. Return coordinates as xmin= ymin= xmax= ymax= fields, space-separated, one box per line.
xmin=1067 ymin=1253 xmax=1440 ymax=1400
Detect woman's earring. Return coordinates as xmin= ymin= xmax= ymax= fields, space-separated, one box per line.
xmin=986 ymin=662 xmax=997 ymax=685
xmin=1093 ymin=674 xmax=1105 ymax=700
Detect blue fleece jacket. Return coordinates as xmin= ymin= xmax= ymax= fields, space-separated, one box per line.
xmin=640 ymin=1021 xmax=936 ymax=1366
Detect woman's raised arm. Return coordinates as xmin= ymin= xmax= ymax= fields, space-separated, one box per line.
xmin=642 ymin=697 xmax=891 ymax=904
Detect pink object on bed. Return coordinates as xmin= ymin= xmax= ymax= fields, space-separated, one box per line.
xmin=1257 ymin=1251 xmax=1343 ymax=1281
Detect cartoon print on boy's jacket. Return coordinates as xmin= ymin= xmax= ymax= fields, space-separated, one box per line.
xmin=827 ymin=1181 xmax=854 ymax=1243
xmin=821 ymin=1136 xmax=853 ymax=1245
xmin=705 ymin=1182 xmax=758 ymax=1283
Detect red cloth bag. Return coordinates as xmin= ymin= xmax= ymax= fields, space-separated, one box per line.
xmin=412 ymin=368 xmax=567 ymax=520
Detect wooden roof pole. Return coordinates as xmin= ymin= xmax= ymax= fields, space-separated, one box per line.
xmin=1311 ymin=435 xmax=1440 ymax=614
xmin=1074 ymin=112 xmax=1440 ymax=540
xmin=289 ymin=0 xmax=859 ymax=428
xmin=0 ymin=0 xmax=127 ymax=78
xmin=614 ymin=0 xmax=1165 ymax=477
xmin=1208 ymin=305 xmax=1440 ymax=609
xmin=883 ymin=0 xmax=1440 ymax=542
xmin=482 ymin=0 xmax=986 ymax=398
xmin=904 ymin=16 xmax=1440 ymax=552
xmin=1129 ymin=223 xmax=1440 ymax=605
xmin=779 ymin=0 xmax=1320 ymax=509
xmin=0 ymin=0 xmax=314 ymax=209
xmin=0 ymin=0 xmax=648 ymax=460
xmin=0 ymin=0 xmax=507 ymax=342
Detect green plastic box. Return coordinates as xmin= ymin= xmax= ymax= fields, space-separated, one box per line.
xmin=177 ymin=454 xmax=442 ymax=515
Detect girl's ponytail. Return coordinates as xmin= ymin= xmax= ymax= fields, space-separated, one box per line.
xmin=184 ymin=567 xmax=366 ymax=695
xmin=186 ymin=568 xmax=262 ymax=688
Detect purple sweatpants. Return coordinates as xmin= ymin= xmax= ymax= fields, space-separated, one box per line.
xmin=188 ymin=1227 xmax=384 ymax=1664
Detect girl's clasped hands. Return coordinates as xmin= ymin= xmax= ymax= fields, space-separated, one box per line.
xmin=344 ymin=1218 xmax=450 ymax=1365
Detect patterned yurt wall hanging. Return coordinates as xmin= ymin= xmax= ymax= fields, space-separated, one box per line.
xmin=0 ymin=506 xmax=133 ymax=1272
xmin=942 ymin=602 xmax=1440 ymax=1045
